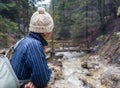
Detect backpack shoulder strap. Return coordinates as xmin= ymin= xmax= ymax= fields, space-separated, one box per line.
xmin=13 ymin=38 xmax=24 ymax=49
xmin=5 ymin=38 xmax=24 ymax=58
xmin=3 ymin=38 xmax=30 ymax=87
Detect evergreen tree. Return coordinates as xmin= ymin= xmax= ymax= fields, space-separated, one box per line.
xmin=51 ymin=0 xmax=117 ymax=41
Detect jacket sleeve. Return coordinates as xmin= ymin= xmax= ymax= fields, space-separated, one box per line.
xmin=26 ymin=41 xmax=51 ymax=87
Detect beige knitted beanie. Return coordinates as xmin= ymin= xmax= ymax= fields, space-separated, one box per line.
xmin=29 ymin=7 xmax=54 ymax=33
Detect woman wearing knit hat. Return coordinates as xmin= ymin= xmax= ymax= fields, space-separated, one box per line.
xmin=10 ymin=7 xmax=54 ymax=88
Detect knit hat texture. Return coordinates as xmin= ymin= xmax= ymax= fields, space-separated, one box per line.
xmin=29 ymin=7 xmax=54 ymax=33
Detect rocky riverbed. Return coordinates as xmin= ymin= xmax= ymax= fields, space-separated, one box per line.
xmin=46 ymin=52 xmax=120 ymax=88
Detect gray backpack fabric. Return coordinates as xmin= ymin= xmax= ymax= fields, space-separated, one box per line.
xmin=0 ymin=39 xmax=29 ymax=88
xmin=0 ymin=55 xmax=20 ymax=88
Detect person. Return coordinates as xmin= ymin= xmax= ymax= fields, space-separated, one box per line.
xmin=10 ymin=7 xmax=54 ymax=88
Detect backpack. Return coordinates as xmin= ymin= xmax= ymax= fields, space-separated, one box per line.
xmin=0 ymin=39 xmax=29 ymax=88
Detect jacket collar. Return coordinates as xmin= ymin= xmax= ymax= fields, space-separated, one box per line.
xmin=27 ymin=32 xmax=48 ymax=46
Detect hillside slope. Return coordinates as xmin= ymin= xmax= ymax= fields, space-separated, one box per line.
xmin=97 ymin=17 xmax=120 ymax=64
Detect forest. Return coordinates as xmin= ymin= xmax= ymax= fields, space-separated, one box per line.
xmin=0 ymin=0 xmax=120 ymax=48
xmin=1 ymin=0 xmax=120 ymax=88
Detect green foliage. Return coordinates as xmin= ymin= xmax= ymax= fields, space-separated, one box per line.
xmin=116 ymin=0 xmax=120 ymax=6
xmin=0 ymin=32 xmax=4 ymax=39
xmin=114 ymin=32 xmax=120 ymax=38
xmin=0 ymin=3 xmax=16 ymax=11
xmin=96 ymin=35 xmax=104 ymax=41
xmin=51 ymin=0 xmax=117 ymax=41
xmin=0 ymin=0 xmax=36 ymax=48
xmin=0 ymin=15 xmax=18 ymax=33
xmin=109 ymin=34 xmax=119 ymax=45
xmin=0 ymin=31 xmax=7 ymax=48
xmin=0 ymin=2 xmax=18 ymax=22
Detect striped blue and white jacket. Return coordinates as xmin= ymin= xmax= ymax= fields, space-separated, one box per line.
xmin=10 ymin=32 xmax=51 ymax=88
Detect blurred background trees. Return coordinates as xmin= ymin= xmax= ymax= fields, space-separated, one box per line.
xmin=0 ymin=0 xmax=120 ymax=48
xmin=51 ymin=0 xmax=118 ymax=42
